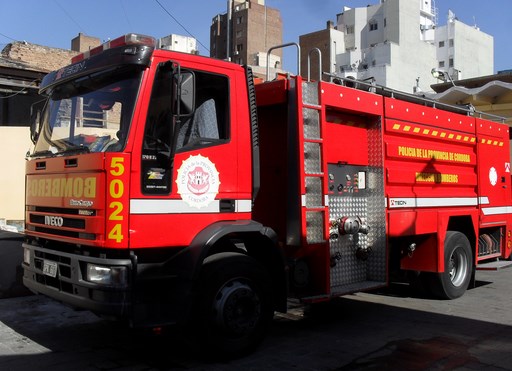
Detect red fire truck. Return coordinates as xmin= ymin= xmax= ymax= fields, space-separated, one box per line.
xmin=23 ymin=34 xmax=512 ymax=355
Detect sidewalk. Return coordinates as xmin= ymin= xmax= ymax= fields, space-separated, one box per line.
xmin=0 ymin=231 xmax=31 ymax=298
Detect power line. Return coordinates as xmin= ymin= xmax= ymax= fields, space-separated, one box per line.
xmin=119 ymin=0 xmax=133 ymax=31
xmin=53 ymin=0 xmax=87 ymax=34
xmin=0 ymin=32 xmax=17 ymax=42
xmin=153 ymin=0 xmax=209 ymax=53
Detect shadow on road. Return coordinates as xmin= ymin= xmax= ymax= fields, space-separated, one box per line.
xmin=0 ymin=283 xmax=511 ymax=370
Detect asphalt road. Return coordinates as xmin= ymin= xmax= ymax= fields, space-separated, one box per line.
xmin=1 ymin=267 xmax=511 ymax=370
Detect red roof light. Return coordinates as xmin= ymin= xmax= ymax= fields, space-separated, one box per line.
xmin=71 ymin=33 xmax=156 ymax=64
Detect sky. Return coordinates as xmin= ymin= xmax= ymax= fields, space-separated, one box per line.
xmin=1 ymin=0 xmax=511 ymax=73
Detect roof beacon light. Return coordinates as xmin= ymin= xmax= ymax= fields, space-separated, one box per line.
xmin=71 ymin=33 xmax=156 ymax=64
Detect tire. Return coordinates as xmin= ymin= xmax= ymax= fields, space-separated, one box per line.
xmin=194 ymin=252 xmax=273 ymax=357
xmin=431 ymin=231 xmax=473 ymax=299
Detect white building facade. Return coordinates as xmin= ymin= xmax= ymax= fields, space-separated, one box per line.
xmin=158 ymin=34 xmax=198 ymax=54
xmin=332 ymin=0 xmax=493 ymax=93
xmin=435 ymin=11 xmax=494 ymax=81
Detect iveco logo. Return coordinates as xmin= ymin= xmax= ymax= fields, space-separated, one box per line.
xmin=44 ymin=215 xmax=64 ymax=227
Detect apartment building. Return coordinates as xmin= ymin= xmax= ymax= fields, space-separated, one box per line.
xmin=299 ymin=0 xmax=493 ymax=93
xmin=210 ymin=0 xmax=282 ymax=76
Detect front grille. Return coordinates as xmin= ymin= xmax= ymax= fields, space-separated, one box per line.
xmin=26 ymin=205 xmax=98 ymax=241
xmin=27 ymin=225 xmax=95 ymax=240
xmin=35 ymin=273 xmax=74 ymax=294
xmin=30 ymin=214 xmax=86 ymax=229
xmin=27 ymin=205 xmax=97 ymax=216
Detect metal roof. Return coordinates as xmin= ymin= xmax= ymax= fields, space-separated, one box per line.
xmin=430 ymin=80 xmax=512 ymax=105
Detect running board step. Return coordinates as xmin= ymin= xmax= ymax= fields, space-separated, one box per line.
xmin=476 ymin=260 xmax=512 ymax=271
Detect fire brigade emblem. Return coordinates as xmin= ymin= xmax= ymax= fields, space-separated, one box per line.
xmin=176 ymin=155 xmax=220 ymax=208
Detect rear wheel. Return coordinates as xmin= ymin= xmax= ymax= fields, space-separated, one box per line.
xmin=431 ymin=231 xmax=473 ymax=299
xmin=195 ymin=252 xmax=273 ymax=357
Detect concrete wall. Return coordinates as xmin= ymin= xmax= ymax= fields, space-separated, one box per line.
xmin=436 ymin=20 xmax=494 ymax=80
xmin=1 ymin=38 xmax=81 ymax=226
xmin=0 ymin=127 xmax=32 ymax=222
xmin=454 ymin=21 xmax=494 ymax=78
xmin=0 ymin=231 xmax=30 ymax=298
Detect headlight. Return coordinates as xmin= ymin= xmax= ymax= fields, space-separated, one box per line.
xmin=86 ymin=264 xmax=127 ymax=286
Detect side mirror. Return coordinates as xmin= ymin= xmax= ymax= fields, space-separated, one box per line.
xmin=175 ymin=71 xmax=195 ymax=116
xmin=29 ymin=101 xmax=45 ymax=144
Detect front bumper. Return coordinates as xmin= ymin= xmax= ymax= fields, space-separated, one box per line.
xmin=22 ymin=242 xmax=133 ymax=318
xmin=22 ymin=241 xmax=194 ymax=327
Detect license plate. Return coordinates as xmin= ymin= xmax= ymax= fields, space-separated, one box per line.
xmin=42 ymin=260 xmax=58 ymax=278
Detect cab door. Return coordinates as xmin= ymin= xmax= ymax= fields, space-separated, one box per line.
xmin=130 ymin=60 xmax=250 ymax=248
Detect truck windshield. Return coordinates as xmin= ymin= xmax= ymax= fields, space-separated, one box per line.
xmin=33 ymin=68 xmax=142 ymax=156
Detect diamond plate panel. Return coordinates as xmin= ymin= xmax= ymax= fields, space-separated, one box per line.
xmin=302 ymin=81 xmax=319 ymax=106
xmin=328 ymin=119 xmax=386 ymax=293
xmin=304 ymin=142 xmax=322 ymax=174
xmin=303 ymin=108 xmax=320 ymax=140
xmin=366 ymin=119 xmax=386 ymax=282
xmin=306 ymin=211 xmax=324 ymax=244
xmin=305 ymin=177 xmax=323 ymax=207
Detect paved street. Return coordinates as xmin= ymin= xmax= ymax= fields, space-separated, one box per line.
xmin=1 ymin=267 xmax=512 ymax=370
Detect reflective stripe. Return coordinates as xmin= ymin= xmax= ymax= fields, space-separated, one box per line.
xmin=479 ymin=197 xmax=490 ymax=205
xmin=388 ymin=197 xmax=478 ymax=209
xmin=130 ymin=199 xmax=252 ymax=214
xmin=236 ymin=200 xmax=253 ymax=213
xmin=481 ymin=206 xmax=512 ymax=216
xmin=388 ymin=196 xmax=512 ymax=215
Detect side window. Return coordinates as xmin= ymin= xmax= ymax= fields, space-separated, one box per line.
xmin=141 ymin=65 xmax=230 ymax=195
xmin=143 ymin=66 xmax=173 ymax=153
xmin=175 ymin=71 xmax=229 ymax=151
xmin=141 ymin=64 xmax=173 ymax=194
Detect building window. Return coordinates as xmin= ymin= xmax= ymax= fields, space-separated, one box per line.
xmin=236 ymin=30 xmax=242 ymax=38
xmin=449 ymin=39 xmax=454 ymax=47
xmin=369 ymin=20 xmax=378 ymax=31
xmin=439 ymin=41 xmax=445 ymax=48
xmin=384 ymin=18 xmax=387 ymax=27
xmin=237 ymin=16 xmax=244 ymax=25
xmin=439 ymin=61 xmax=445 ymax=68
xmin=449 ymin=58 xmax=454 ymax=67
xmin=346 ymin=25 xmax=354 ymax=34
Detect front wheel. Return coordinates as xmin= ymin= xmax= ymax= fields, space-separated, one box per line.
xmin=431 ymin=231 xmax=473 ymax=299
xmin=194 ymin=252 xmax=273 ymax=357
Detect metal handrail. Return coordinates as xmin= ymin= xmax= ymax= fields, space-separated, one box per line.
xmin=266 ymin=42 xmax=301 ymax=81
xmin=307 ymin=48 xmax=322 ymax=82
xmin=323 ymin=72 xmax=506 ymax=123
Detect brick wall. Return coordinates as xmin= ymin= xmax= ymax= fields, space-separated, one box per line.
xmin=2 ymin=42 xmax=78 ymax=72
xmin=71 ymin=33 xmax=101 ymax=53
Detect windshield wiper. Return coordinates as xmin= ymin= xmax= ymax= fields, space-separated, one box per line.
xmin=60 ymin=144 xmax=90 ymax=155
xmin=29 ymin=150 xmax=57 ymax=158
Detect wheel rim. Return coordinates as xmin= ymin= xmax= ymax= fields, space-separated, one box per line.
xmin=449 ymin=246 xmax=468 ymax=287
xmin=213 ymin=279 xmax=261 ymax=336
